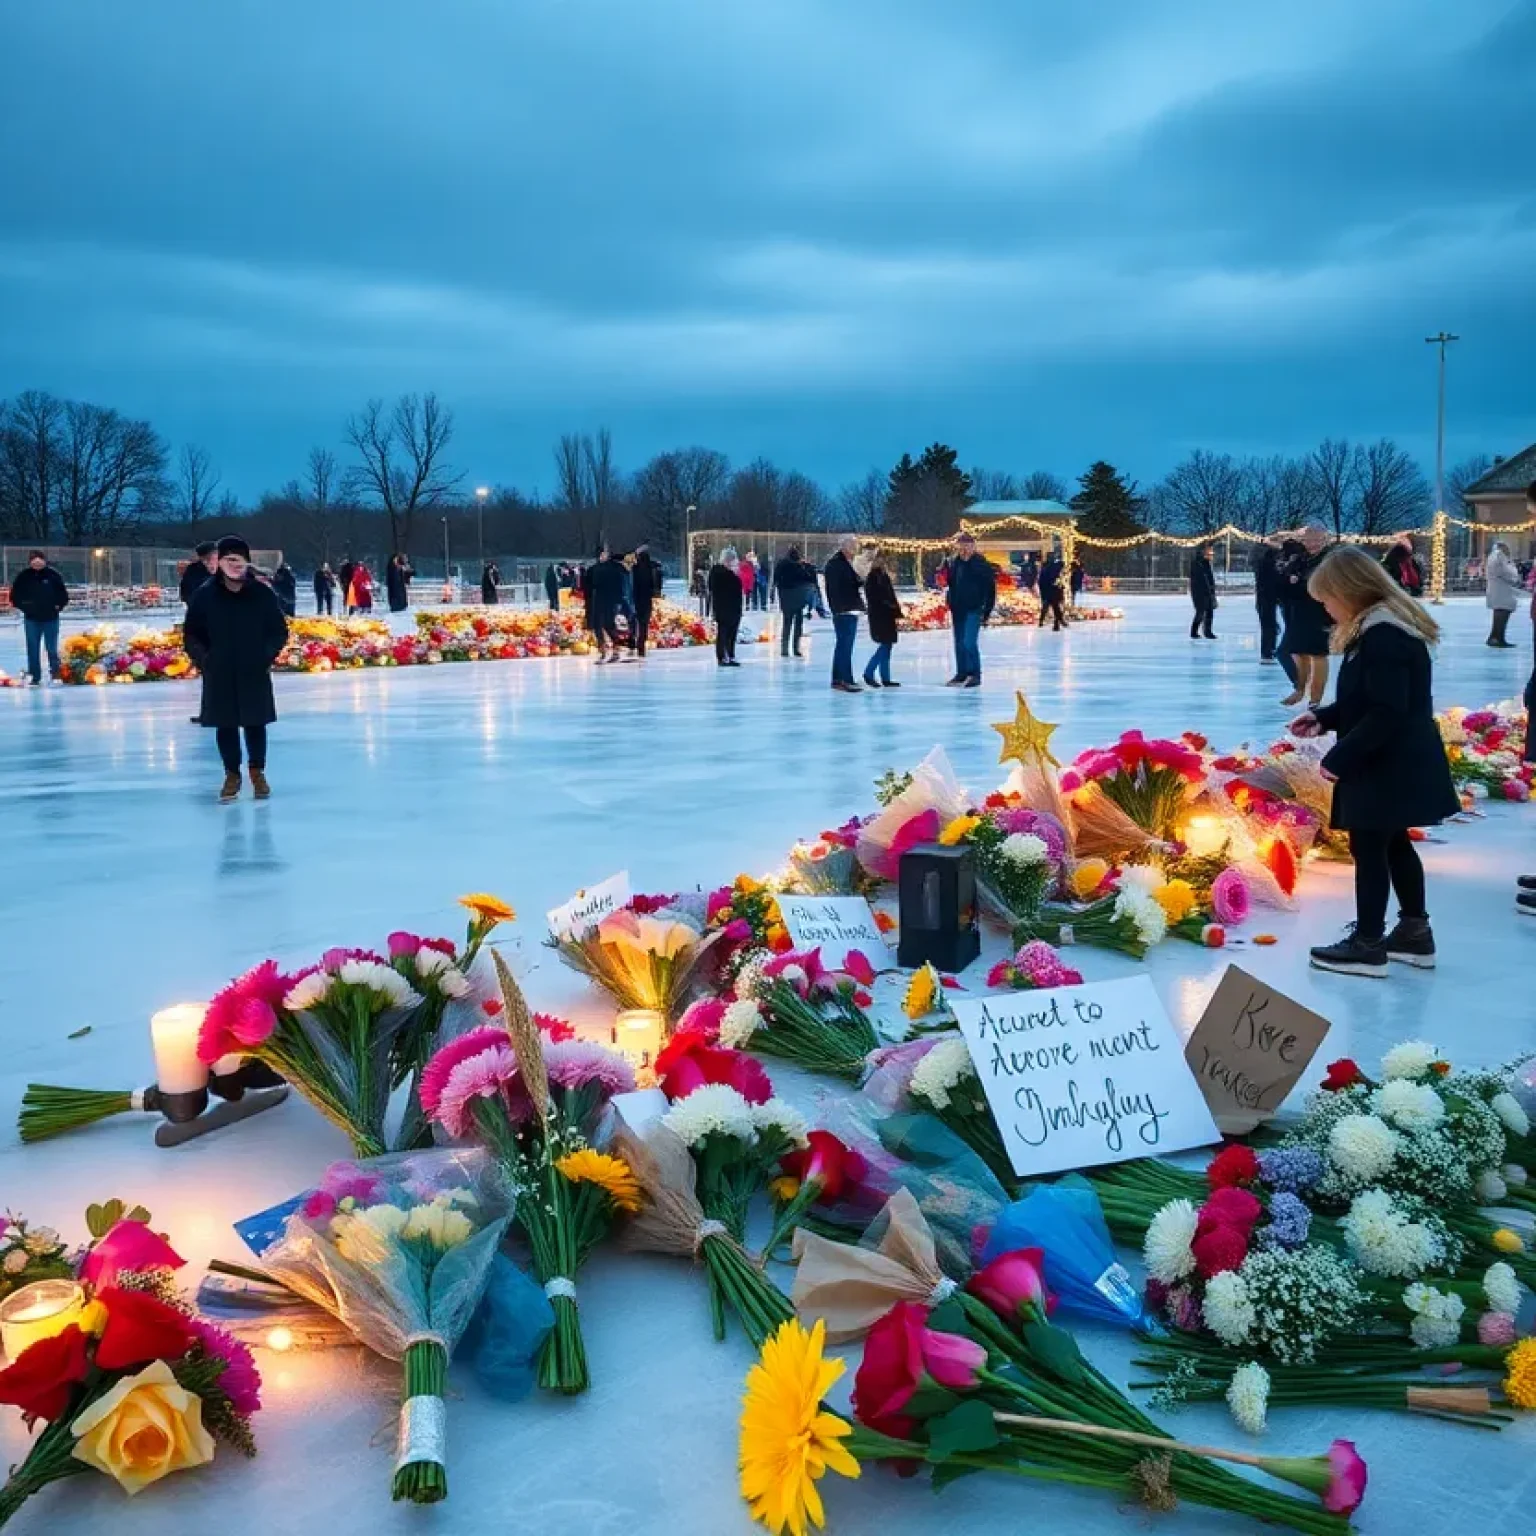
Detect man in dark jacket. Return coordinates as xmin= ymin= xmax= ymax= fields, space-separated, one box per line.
xmin=823 ymin=534 xmax=866 ymax=692
xmin=1253 ymin=539 xmax=1282 ymax=662
xmin=586 ymin=545 xmax=627 ymax=663
xmin=183 ymin=536 xmax=290 ymax=802
xmin=632 ymin=544 xmax=662 ymax=658
xmin=1037 ymin=549 xmax=1066 ymax=632
xmin=1189 ymin=543 xmax=1217 ymax=639
xmin=180 ymin=542 xmax=217 ymax=608
xmin=544 ymin=563 xmax=561 ymax=612
xmin=272 ymin=561 xmax=298 ymax=617
xmin=385 ymin=554 xmax=412 ymax=613
xmin=9 ymin=550 xmax=70 ymax=685
xmin=774 ymin=547 xmax=810 ymax=657
xmin=943 ymin=531 xmax=996 ymax=686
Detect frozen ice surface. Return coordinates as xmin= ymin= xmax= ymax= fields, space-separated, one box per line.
xmin=2 ymin=595 xmax=1534 ymax=1534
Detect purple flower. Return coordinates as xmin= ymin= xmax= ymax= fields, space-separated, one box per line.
xmin=1210 ymin=868 xmax=1251 ymax=926
xmin=1256 ymin=1192 xmax=1311 ymax=1250
xmin=1258 ymin=1146 xmax=1323 ymax=1195
xmin=542 ymin=1038 xmax=637 ymax=1099
xmin=993 ymin=809 xmax=1067 ymax=863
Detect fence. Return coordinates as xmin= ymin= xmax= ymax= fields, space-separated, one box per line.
xmin=0 ymin=544 xmax=283 ymax=614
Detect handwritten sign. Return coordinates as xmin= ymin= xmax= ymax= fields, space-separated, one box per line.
xmin=546 ymin=871 xmax=631 ymax=940
xmin=948 ymin=976 xmax=1220 ymax=1179
xmin=1185 ymin=966 xmax=1330 ymax=1134
xmin=777 ymin=895 xmax=887 ymax=970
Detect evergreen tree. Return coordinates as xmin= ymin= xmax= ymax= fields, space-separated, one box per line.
xmin=1070 ymin=460 xmax=1145 ymax=540
xmin=883 ymin=443 xmax=972 ymax=536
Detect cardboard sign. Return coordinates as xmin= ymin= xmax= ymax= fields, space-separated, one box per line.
xmin=546 ymin=871 xmax=631 ymax=939
xmin=948 ymin=976 xmax=1221 ymax=1179
xmin=777 ymin=895 xmax=888 ymax=970
xmin=1185 ymin=965 xmax=1330 ymax=1134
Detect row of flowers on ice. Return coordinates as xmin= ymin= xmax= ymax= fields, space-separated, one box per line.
xmin=1436 ymin=700 xmax=1533 ymax=801
xmin=898 ymin=588 xmax=1123 ymax=631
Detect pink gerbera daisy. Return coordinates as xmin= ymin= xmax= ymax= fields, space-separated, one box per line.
xmin=420 ymin=1026 xmax=509 ymax=1119
xmin=435 ymin=1043 xmax=517 ymax=1139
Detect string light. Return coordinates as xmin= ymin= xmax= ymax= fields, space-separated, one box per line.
xmin=1429 ymin=510 xmax=1447 ymax=605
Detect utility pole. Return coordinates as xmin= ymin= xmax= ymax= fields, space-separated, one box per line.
xmin=1424 ymin=332 xmax=1459 ymax=516
xmin=475 ymin=486 xmax=489 ymax=565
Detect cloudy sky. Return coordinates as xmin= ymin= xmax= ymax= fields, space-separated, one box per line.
xmin=2 ymin=0 xmax=1533 ymax=499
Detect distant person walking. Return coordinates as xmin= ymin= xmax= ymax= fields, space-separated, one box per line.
xmin=1019 ymin=552 xmax=1038 ymax=596
xmin=272 ymin=560 xmax=298 ymax=618
xmin=1382 ymin=535 xmax=1424 ymax=597
xmin=1279 ymin=526 xmax=1334 ymax=709
xmin=1485 ymin=540 xmax=1520 ymax=648
xmin=824 ymin=534 xmax=866 ymax=693
xmin=180 ymin=542 xmax=217 ymax=609
xmin=9 ymin=550 xmax=69 ymax=686
xmin=709 ymin=548 xmax=744 ymax=667
xmin=1189 ymin=541 xmax=1217 ymax=639
xmin=585 ymin=545 xmax=625 ymax=663
xmin=338 ymin=557 xmax=356 ymax=611
xmin=1069 ymin=557 xmax=1085 ymax=606
xmin=313 ymin=563 xmax=337 ymax=616
xmin=480 ymin=562 xmax=500 ymax=605
xmin=1037 ymin=549 xmax=1066 ymax=631
xmin=774 ymin=546 xmax=810 ymax=657
xmin=691 ymin=564 xmax=709 ymax=618
xmin=943 ymin=530 xmax=996 ymax=687
xmin=632 ymin=543 xmax=661 ymax=659
xmin=739 ymin=552 xmax=758 ymax=614
xmin=183 ymin=537 xmax=289 ymax=803
xmin=861 ymin=548 xmax=903 ymax=688
xmin=348 ymin=562 xmax=374 ymax=614
xmin=1253 ymin=538 xmax=1282 ymax=663
xmin=544 ymin=563 xmax=561 ymax=612
xmin=386 ymin=554 xmax=412 ymax=613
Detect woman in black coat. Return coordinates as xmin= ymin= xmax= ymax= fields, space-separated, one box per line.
xmin=861 ymin=550 xmax=903 ymax=687
xmin=708 ymin=549 xmax=744 ymax=667
xmin=480 ymin=563 xmax=500 ymax=604
xmin=774 ymin=547 xmax=809 ymax=658
xmin=183 ymin=537 xmax=290 ymax=802
xmin=386 ymin=554 xmax=412 ymax=612
xmin=1279 ymin=527 xmax=1333 ymax=708
xmin=1290 ymin=546 xmax=1457 ymax=977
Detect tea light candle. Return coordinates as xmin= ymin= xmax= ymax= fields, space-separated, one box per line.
xmin=1182 ymin=815 xmax=1227 ymax=858
xmin=0 ymin=1279 xmax=86 ymax=1362
xmin=613 ymin=1009 xmax=666 ymax=1074
xmin=151 ymin=1004 xmax=210 ymax=1095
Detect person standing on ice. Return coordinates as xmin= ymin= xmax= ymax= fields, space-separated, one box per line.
xmin=1188 ymin=541 xmax=1217 ymax=639
xmin=709 ymin=548 xmax=744 ymax=667
xmin=943 ymin=531 xmax=995 ymax=687
xmin=184 ymin=537 xmax=289 ymax=803
xmin=823 ymin=533 xmax=866 ymax=693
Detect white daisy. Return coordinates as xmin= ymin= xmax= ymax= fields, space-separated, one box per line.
xmin=1142 ymin=1199 xmax=1198 ymax=1284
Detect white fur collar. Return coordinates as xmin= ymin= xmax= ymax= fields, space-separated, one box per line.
xmin=1358 ymin=604 xmax=1424 ymax=639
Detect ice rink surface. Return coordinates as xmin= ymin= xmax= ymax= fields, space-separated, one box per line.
xmin=2 ymin=595 xmax=1533 ymax=1534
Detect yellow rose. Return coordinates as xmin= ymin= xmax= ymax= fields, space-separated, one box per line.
xmin=71 ymin=1359 xmax=215 ymax=1495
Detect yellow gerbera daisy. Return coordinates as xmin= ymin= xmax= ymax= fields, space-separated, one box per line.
xmin=1153 ymin=879 xmax=1198 ymax=924
xmin=555 ymin=1150 xmax=643 ymax=1213
xmin=740 ymin=1319 xmax=860 ymax=1536
xmin=1492 ymin=1228 xmax=1526 ymax=1255
xmin=1503 ymin=1337 xmax=1536 ymax=1409
xmin=903 ymin=963 xmax=939 ymax=1021
xmin=459 ymin=893 xmax=515 ymax=926
xmin=1070 ymin=858 xmax=1111 ymax=900
xmin=938 ymin=814 xmax=980 ymax=847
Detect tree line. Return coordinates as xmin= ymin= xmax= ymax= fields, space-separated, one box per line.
xmin=0 ymin=385 xmax=1496 ymax=567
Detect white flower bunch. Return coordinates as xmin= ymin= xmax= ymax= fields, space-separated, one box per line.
xmin=1225 ymin=1362 xmax=1270 ymax=1436
xmin=1117 ymin=863 xmax=1167 ymax=896
xmin=1381 ymin=1040 xmax=1443 ymax=1081
xmin=734 ymin=953 xmax=771 ymax=1000
xmin=402 ymin=1202 xmax=475 ymax=1250
xmin=1239 ymin=1246 xmax=1365 ymax=1364
xmin=1203 ymin=1271 xmax=1255 ymax=1347
xmin=1113 ymin=888 xmax=1167 ymax=947
xmin=1142 ymin=1199 xmax=1198 ymax=1284
xmin=1491 ymin=1092 xmax=1530 ymax=1138
xmin=1339 ymin=1188 xmax=1445 ymax=1278
xmin=718 ymin=999 xmax=764 ymax=1049
xmin=1476 ymin=1169 xmax=1509 ymax=1203
xmin=1001 ymin=833 xmax=1050 ymax=869
xmin=663 ymin=1083 xmax=757 ymax=1149
xmin=1483 ymin=1261 xmax=1522 ymax=1315
xmin=413 ymin=947 xmax=454 ymax=979
xmin=1371 ymin=1079 xmax=1445 ymax=1133
xmin=336 ymin=959 xmax=421 ymax=1009
xmin=1403 ymin=1283 xmax=1464 ymax=1349
xmin=1327 ymin=1114 xmax=1399 ymax=1186
xmin=284 ymin=970 xmax=332 ymax=1012
xmin=751 ymin=1098 xmax=810 ymax=1150
xmin=909 ymin=1037 xmax=978 ymax=1111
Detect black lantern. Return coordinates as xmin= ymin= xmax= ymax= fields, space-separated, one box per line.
xmin=897 ymin=843 xmax=980 ymax=972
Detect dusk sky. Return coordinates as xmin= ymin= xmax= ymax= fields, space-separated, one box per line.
xmin=2 ymin=1 xmax=1533 ymax=500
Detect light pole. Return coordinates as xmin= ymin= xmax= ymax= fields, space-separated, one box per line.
xmin=441 ymin=516 xmax=451 ymax=597
xmin=475 ymin=486 xmax=489 ymax=566
xmin=684 ymin=504 xmax=697 ymax=589
xmin=1424 ymin=332 xmax=1459 ymax=517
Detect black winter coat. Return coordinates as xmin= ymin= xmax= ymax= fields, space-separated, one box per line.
xmin=1280 ymin=550 xmax=1333 ymax=654
xmin=824 ymin=552 xmax=864 ymax=614
xmin=945 ymin=554 xmax=996 ymax=619
xmin=8 ymin=565 xmax=70 ymax=622
xmin=386 ymin=562 xmax=410 ymax=611
xmin=184 ymin=577 xmax=289 ymax=729
xmin=1253 ymin=548 xmax=1281 ymax=603
xmin=708 ymin=564 xmax=743 ymax=626
xmin=1039 ymin=556 xmax=1064 ymax=599
xmin=179 ymin=561 xmax=213 ymax=607
xmin=273 ymin=565 xmax=298 ymax=616
xmin=1314 ymin=616 xmax=1459 ymax=832
xmin=633 ymin=554 xmax=662 ymax=606
xmin=864 ymin=567 xmax=902 ymax=645
xmin=1189 ymin=555 xmax=1217 ymax=608
xmin=313 ymin=570 xmax=336 ymax=602
xmin=587 ymin=558 xmax=626 ymax=618
xmin=773 ymin=556 xmax=807 ymax=605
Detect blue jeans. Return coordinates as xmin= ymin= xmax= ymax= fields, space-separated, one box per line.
xmin=832 ymin=613 xmax=859 ymax=684
xmin=23 ymin=618 xmax=60 ymax=683
xmin=863 ymin=642 xmax=893 ymax=685
xmin=952 ymin=610 xmax=982 ymax=680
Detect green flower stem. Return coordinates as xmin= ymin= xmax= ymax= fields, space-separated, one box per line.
xmin=390 ymin=1339 xmax=448 ymax=1503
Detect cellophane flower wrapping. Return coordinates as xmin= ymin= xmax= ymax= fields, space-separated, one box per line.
xmin=249 ymin=1147 xmax=511 ymax=1504
xmin=547 ymin=906 xmax=722 ymax=1019
xmin=856 ymin=747 xmax=969 ymax=881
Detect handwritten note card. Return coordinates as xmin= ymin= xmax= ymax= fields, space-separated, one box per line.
xmin=546 ymin=872 xmax=631 ymax=940
xmin=777 ymin=895 xmax=887 ymax=970
xmin=1185 ymin=966 xmax=1330 ymax=1134
xmin=948 ymin=976 xmax=1221 ymax=1179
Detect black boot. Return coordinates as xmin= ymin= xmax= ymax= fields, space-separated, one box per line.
xmin=1382 ymin=913 xmax=1435 ymax=969
xmin=1309 ymin=925 xmax=1388 ymax=978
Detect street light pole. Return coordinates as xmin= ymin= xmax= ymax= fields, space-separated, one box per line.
xmin=1424 ymin=331 xmax=1459 ymax=517
xmin=475 ymin=486 xmax=489 ymax=567
xmin=441 ymin=516 xmax=451 ymax=599
xmin=685 ymin=504 xmax=697 ymax=589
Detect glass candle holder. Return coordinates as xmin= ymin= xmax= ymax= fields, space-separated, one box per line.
xmin=0 ymin=1279 xmax=86 ymax=1362
xmin=612 ymin=1008 xmax=666 ymax=1080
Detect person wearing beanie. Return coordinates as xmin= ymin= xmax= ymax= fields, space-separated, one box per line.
xmin=183 ymin=536 xmax=289 ymax=801
xmin=8 ymin=550 xmax=70 ymax=685
xmin=179 ymin=541 xmax=217 ymax=608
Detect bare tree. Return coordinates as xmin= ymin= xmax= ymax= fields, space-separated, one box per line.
xmin=1351 ymin=439 xmax=1431 ymax=535
xmin=837 ymin=469 xmax=886 ymax=531
xmin=968 ymin=467 xmax=1018 ymax=501
xmin=1445 ymin=453 xmax=1494 ymax=515
xmin=1020 ymin=470 xmax=1070 ymax=502
xmin=633 ymin=446 xmax=730 ymax=548
xmin=345 ymin=392 xmax=461 ymax=555
xmin=1155 ymin=449 xmax=1245 ymax=535
xmin=0 ymin=390 xmax=64 ymax=539
xmin=722 ymin=458 xmax=828 ymax=533
xmin=53 ymin=402 xmax=169 ymax=542
xmin=1308 ymin=438 xmax=1357 ymax=537
xmin=177 ymin=444 xmax=221 ymax=530
xmin=583 ymin=427 xmax=617 ymax=516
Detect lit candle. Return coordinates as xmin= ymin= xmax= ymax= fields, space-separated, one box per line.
xmin=151 ymin=1004 xmax=210 ymax=1095
xmin=0 ymin=1279 xmax=86 ymax=1362
xmin=1182 ymin=815 xmax=1227 ymax=858
xmin=613 ymin=1009 xmax=666 ymax=1077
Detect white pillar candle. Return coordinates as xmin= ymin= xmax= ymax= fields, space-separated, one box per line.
xmin=613 ymin=1009 xmax=666 ymax=1077
xmin=0 ymin=1279 xmax=86 ymax=1362
xmin=151 ymin=1003 xmax=210 ymax=1094
xmin=1181 ymin=815 xmax=1227 ymax=858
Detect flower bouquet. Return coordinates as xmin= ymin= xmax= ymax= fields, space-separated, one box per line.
xmin=1011 ymin=873 xmax=1169 ymax=959
xmin=1061 ymin=731 xmax=1207 ymax=842
xmin=855 ymin=748 xmax=969 ymax=881
xmin=786 ymin=826 xmax=864 ymax=896
xmin=0 ymin=1216 xmax=72 ymax=1299
xmin=420 ymin=955 xmax=637 ymax=1394
xmin=0 ymin=1210 xmax=260 ymax=1527
xmin=242 ymin=1147 xmax=508 ymax=1501
xmin=967 ymin=813 xmax=1062 ymax=925
xmin=726 ymin=948 xmax=882 ymax=1082
xmin=985 ymin=939 xmax=1083 ymax=992
xmin=548 ymin=906 xmax=722 ymax=1022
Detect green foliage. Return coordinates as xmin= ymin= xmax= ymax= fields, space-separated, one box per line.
xmin=1071 ymin=460 xmax=1146 ymax=541
xmin=85 ymin=1198 xmax=152 ymax=1239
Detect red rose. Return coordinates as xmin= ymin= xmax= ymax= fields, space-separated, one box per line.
xmin=1321 ymin=1057 xmax=1364 ymax=1093
xmin=1197 ymin=1187 xmax=1262 ymax=1235
xmin=967 ymin=1248 xmax=1055 ymax=1321
xmin=852 ymin=1301 xmax=924 ymax=1439
xmin=657 ymin=1036 xmax=772 ymax=1105
xmin=1191 ymin=1225 xmax=1248 ymax=1279
xmin=93 ymin=1287 xmax=195 ymax=1372
xmin=779 ymin=1131 xmax=868 ymax=1205
xmin=1205 ymin=1144 xmax=1260 ymax=1191
xmin=0 ymin=1326 xmax=90 ymax=1422
xmin=842 ymin=949 xmax=877 ymax=987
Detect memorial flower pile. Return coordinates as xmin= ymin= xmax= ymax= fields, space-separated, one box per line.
xmin=1436 ymin=701 xmax=1534 ymax=800
xmin=897 ymin=589 xmax=1123 ymax=634
xmin=723 ymin=948 xmax=882 ymax=1082
xmin=1060 ymin=731 xmax=1207 ymax=842
xmin=416 ymin=600 xmax=723 ymax=660
xmin=0 ymin=1209 xmax=260 ymax=1527
xmin=985 ymin=939 xmax=1083 ymax=992
xmin=548 ymin=903 xmax=723 ymax=1022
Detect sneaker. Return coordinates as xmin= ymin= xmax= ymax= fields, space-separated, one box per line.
xmin=219 ymin=772 xmax=242 ymax=804
xmin=832 ymin=681 xmax=862 ymax=693
xmin=1518 ymin=893 xmax=1536 ymax=918
xmin=962 ymin=676 xmax=982 ymax=688
xmin=1309 ymin=926 xmax=1388 ymax=978
xmin=944 ymin=676 xmax=965 ymax=687
xmin=250 ymin=768 xmax=271 ymax=800
xmin=862 ymin=678 xmax=882 ymax=688
xmin=882 ymin=680 xmax=901 ymax=688
xmin=1382 ymin=914 xmax=1435 ymax=969
xmin=1516 ymin=875 xmax=1536 ymax=892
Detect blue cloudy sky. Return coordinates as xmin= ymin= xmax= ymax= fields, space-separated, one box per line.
xmin=2 ymin=0 xmax=1533 ymax=498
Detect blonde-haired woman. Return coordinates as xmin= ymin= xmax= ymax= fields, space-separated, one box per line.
xmin=1290 ymin=545 xmax=1458 ymax=977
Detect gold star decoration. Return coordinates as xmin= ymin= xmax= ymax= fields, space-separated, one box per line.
xmin=991 ymin=691 xmax=1061 ymax=770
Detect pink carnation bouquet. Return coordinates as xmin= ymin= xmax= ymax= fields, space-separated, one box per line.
xmin=986 ymin=940 xmax=1084 ymax=992
xmin=1059 ymin=731 xmax=1207 ymax=842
